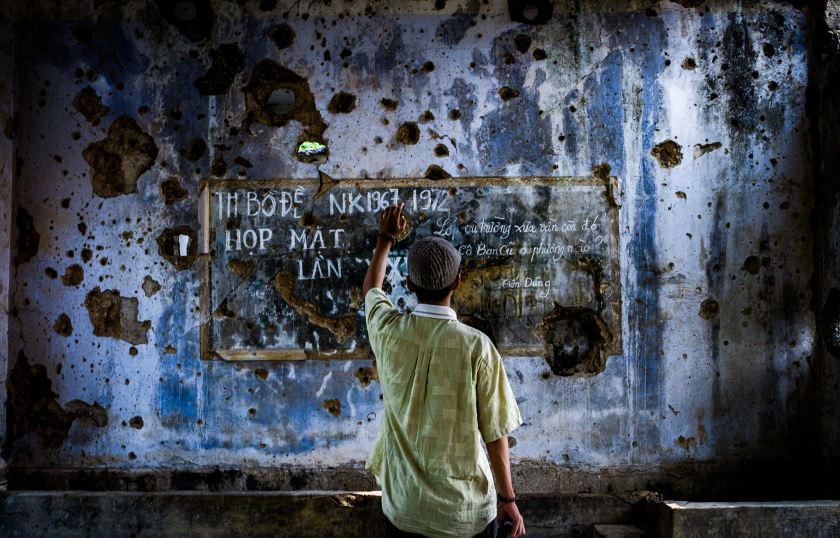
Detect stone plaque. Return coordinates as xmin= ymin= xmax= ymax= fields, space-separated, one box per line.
xmin=200 ymin=177 xmax=621 ymax=374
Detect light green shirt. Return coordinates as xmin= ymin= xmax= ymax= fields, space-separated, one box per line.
xmin=364 ymin=288 xmax=523 ymax=538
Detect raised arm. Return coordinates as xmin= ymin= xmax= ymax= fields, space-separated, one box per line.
xmin=487 ymin=435 xmax=525 ymax=538
xmin=363 ymin=203 xmax=406 ymax=295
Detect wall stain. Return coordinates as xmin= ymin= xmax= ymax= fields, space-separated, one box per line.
xmin=194 ymin=43 xmax=244 ymax=96
xmin=156 ymin=225 xmax=198 ymax=271
xmin=84 ymin=287 xmax=152 ymax=345
xmin=271 ymin=270 xmax=357 ymax=344
xmin=3 ymin=351 xmax=108 ymax=454
xmin=72 ymin=86 xmax=109 ymax=126
xmin=14 ymin=205 xmax=39 ymax=266
xmin=53 ymin=314 xmax=73 ymax=337
xmin=160 ymin=177 xmax=188 ymax=205
xmin=142 ymin=275 xmax=161 ymax=297
xmin=322 ymin=398 xmax=342 ymax=418
xmin=179 ymin=138 xmax=208 ymax=162
xmin=61 ymin=264 xmax=84 ymax=287
xmin=651 ymin=140 xmax=683 ymax=168
xmin=268 ymin=23 xmax=295 ymax=50
xmin=82 ymin=115 xmax=159 ymax=198
xmin=228 ymin=258 xmax=255 ymax=279
xmin=536 ymin=303 xmax=613 ymax=377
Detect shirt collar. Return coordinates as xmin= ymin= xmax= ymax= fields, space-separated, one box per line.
xmin=410 ymin=303 xmax=458 ymax=321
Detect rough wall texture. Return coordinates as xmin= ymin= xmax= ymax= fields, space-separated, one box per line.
xmin=810 ymin=0 xmax=840 ymax=490
xmin=0 ymin=0 xmax=16 ymax=479
xmin=1 ymin=0 xmax=825 ymax=498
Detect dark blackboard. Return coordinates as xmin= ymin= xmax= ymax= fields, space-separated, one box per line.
xmin=200 ymin=177 xmax=621 ymax=366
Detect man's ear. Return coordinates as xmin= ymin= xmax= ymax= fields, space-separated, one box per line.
xmin=451 ymin=274 xmax=461 ymax=292
xmin=406 ymin=277 xmax=415 ymax=293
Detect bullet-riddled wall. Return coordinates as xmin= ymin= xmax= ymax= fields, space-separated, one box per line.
xmin=0 ymin=0 xmax=827 ymax=497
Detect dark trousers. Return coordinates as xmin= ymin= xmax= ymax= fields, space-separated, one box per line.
xmin=385 ymin=517 xmax=497 ymax=538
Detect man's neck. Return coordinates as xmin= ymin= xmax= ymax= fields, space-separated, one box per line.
xmin=417 ymin=298 xmax=452 ymax=308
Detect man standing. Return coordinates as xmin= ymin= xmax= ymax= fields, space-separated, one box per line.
xmin=363 ymin=203 xmax=526 ymax=538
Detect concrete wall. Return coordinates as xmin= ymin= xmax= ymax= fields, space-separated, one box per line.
xmin=1 ymin=0 xmax=825 ymax=498
xmin=810 ymin=0 xmax=840 ymax=491
xmin=0 ymin=0 xmax=18 ymax=481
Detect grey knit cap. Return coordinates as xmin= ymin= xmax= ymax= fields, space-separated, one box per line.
xmin=407 ymin=237 xmax=462 ymax=290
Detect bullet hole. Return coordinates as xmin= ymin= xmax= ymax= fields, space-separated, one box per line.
xmin=160 ymin=177 xmax=189 ymax=205
xmin=423 ymin=61 xmax=435 ymax=72
xmin=743 ymin=256 xmax=761 ymax=275
xmin=129 ymin=416 xmax=144 ymax=429
xmin=699 ymin=298 xmax=719 ymax=320
xmin=498 ymin=87 xmax=520 ymax=101
xmin=14 ymin=205 xmax=40 ymax=266
xmin=514 ymin=34 xmax=532 ymax=54
xmin=762 ymin=43 xmax=775 ymax=57
xmin=53 ymin=313 xmax=73 ymax=337
xmin=692 ymin=141 xmax=722 ymax=159
xmin=508 ymin=436 xmax=517 ymax=448
xmin=780 ymin=201 xmax=789 ymax=209
xmin=681 ymin=57 xmax=697 ymax=70
xmin=85 ymin=68 xmax=98 ymax=82
xmin=72 ymin=86 xmax=110 ymax=126
xmin=424 ymin=165 xmax=451 ymax=180
xmin=503 ymin=53 xmax=516 ymax=65
xmin=665 ymin=59 xmax=671 ymax=66
xmin=84 ymin=287 xmax=152 ymax=344
xmin=214 ymin=298 xmax=237 ymax=319
xmin=156 ymin=226 xmax=198 ymax=271
xmin=168 ymin=108 xmax=183 ymax=121
xmin=194 ymin=43 xmax=245 ymax=96
xmin=254 ymin=368 xmax=268 ymax=380
xmin=396 ymin=122 xmax=420 ymax=145
xmin=324 ymin=50 xmax=331 ymax=62
xmin=651 ymin=140 xmax=683 ymax=168
xmin=83 ymin=115 xmax=159 ymax=198
xmin=434 ymin=0 xmax=446 ymax=10
xmin=138 ymin=105 xmax=150 ymax=116
xmin=771 ymin=159 xmax=778 ymax=167
xmin=824 ymin=289 xmax=840 ymax=359
xmin=341 ymin=48 xmax=353 ymax=60
xmin=751 ymin=70 xmax=759 ymax=79
xmin=419 ymin=110 xmax=435 ymax=122
xmin=142 ymin=275 xmax=161 ymax=297
xmin=434 ymin=144 xmax=449 ymax=157
xmin=470 ymin=62 xmax=475 ymax=69
xmin=6 ymin=351 xmax=108 ymax=450
xmin=532 ymin=48 xmax=547 ymax=61
xmin=211 ymin=157 xmax=228 ymax=177
xmin=71 ymin=131 xmax=81 ymax=141
xmin=768 ymin=81 xmax=778 ymax=90
xmin=558 ymin=135 xmax=565 ymax=141
xmin=354 ymin=366 xmax=379 ymax=387
xmin=507 ymin=0 xmax=554 ymax=26
xmin=71 ymin=25 xmax=93 ymax=44
xmin=536 ymin=305 xmax=613 ymax=376
xmin=268 ymin=23 xmax=295 ymax=50
xmin=763 ymin=202 xmax=769 ymax=209
xmin=179 ymin=138 xmax=208 ymax=162
xmin=45 ymin=267 xmax=58 ymax=279
xmin=61 ymin=264 xmax=84 ymax=287
xmin=233 ymin=156 xmax=253 ymax=170
xmin=260 ymin=0 xmax=278 ymax=11
xmin=299 ymin=212 xmax=320 ymax=231
xmin=228 ymin=258 xmax=255 ymax=279
xmin=155 ymin=0 xmax=213 ymax=42
xmin=240 ymin=60 xmax=328 ymax=162
xmin=450 ymin=109 xmax=461 ymax=120
xmin=381 ymin=98 xmax=398 ymax=111
xmin=60 ymin=198 xmax=70 ymax=209
xmin=322 ymin=398 xmax=342 ymax=418
xmin=709 ymin=92 xmax=718 ymax=100
xmin=327 ymin=91 xmax=357 ymax=114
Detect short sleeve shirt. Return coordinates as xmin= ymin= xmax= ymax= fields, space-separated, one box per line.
xmin=364 ymin=288 xmax=522 ymax=538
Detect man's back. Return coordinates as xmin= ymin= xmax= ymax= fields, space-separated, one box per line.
xmin=365 ymin=288 xmax=521 ymax=538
